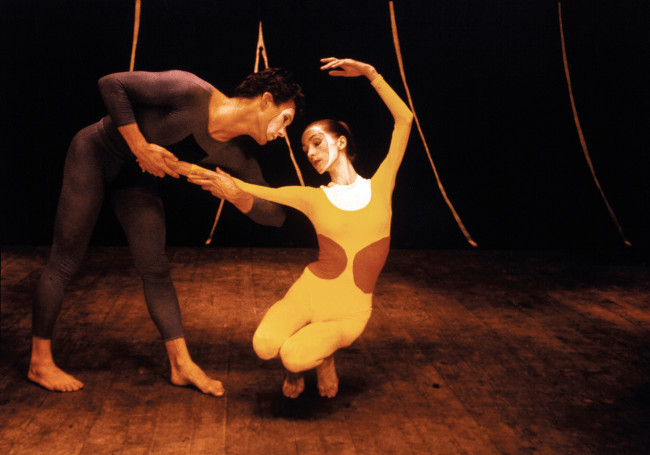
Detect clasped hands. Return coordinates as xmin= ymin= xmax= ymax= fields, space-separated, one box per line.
xmin=133 ymin=142 xmax=180 ymax=178
xmin=160 ymin=158 xmax=233 ymax=199
xmin=161 ymin=158 xmax=252 ymax=211
xmin=187 ymin=167 xmax=237 ymax=201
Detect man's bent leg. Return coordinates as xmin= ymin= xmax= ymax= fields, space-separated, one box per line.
xmin=30 ymin=125 xmax=111 ymax=392
xmin=112 ymin=183 xmax=224 ymax=396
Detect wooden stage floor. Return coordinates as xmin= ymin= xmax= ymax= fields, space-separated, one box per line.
xmin=1 ymin=246 xmax=648 ymax=454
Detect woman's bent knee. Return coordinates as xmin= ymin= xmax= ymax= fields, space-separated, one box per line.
xmin=279 ymin=340 xmax=312 ymax=373
xmin=252 ymin=329 xmax=282 ymax=360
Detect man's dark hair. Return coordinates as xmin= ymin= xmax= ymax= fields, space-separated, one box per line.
xmin=234 ymin=68 xmax=304 ymax=114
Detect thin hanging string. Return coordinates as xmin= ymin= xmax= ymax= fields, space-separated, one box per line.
xmin=129 ymin=0 xmax=141 ymax=71
xmin=253 ymin=21 xmax=269 ymax=73
xmin=205 ymin=20 xmax=305 ymax=245
xmin=254 ymin=22 xmax=304 ymax=185
xmin=557 ymin=3 xmax=631 ymax=246
xmin=388 ymin=1 xmax=477 ymax=247
xmin=204 ymin=199 xmax=225 ymax=245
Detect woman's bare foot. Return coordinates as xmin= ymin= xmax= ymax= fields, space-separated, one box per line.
xmin=316 ymin=355 xmax=338 ymax=398
xmin=29 ymin=337 xmax=84 ymax=392
xmin=282 ymin=371 xmax=305 ymax=398
xmin=166 ymin=337 xmax=224 ymax=397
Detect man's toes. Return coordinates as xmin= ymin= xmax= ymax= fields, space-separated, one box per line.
xmin=70 ymin=382 xmax=84 ymax=392
xmin=209 ymin=382 xmax=225 ymax=397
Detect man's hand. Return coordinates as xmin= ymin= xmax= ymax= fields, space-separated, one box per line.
xmin=134 ymin=143 xmax=180 ymax=178
xmin=117 ymin=123 xmax=179 ymax=178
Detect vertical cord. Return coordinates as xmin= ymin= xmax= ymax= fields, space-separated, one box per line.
xmin=255 ymin=21 xmax=304 ymax=186
xmin=204 ymin=199 xmax=225 ymax=245
xmin=205 ymin=20 xmax=304 ymax=245
xmin=389 ymin=1 xmax=477 ymax=247
xmin=129 ymin=0 xmax=141 ymax=71
xmin=558 ymin=3 xmax=631 ymax=246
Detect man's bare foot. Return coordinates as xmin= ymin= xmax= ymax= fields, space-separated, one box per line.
xmin=170 ymin=360 xmax=225 ymax=397
xmin=165 ymin=337 xmax=224 ymax=396
xmin=282 ymin=371 xmax=305 ymax=398
xmin=316 ymin=355 xmax=338 ymax=398
xmin=28 ymin=361 xmax=84 ymax=392
xmin=29 ymin=336 xmax=84 ymax=392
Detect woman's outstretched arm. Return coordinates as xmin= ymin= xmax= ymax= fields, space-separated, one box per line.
xmin=185 ymin=166 xmax=316 ymax=216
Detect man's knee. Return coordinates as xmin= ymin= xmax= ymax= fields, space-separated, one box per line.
xmin=134 ymin=255 xmax=170 ymax=282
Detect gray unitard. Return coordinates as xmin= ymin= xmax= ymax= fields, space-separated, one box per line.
xmin=33 ymin=70 xmax=284 ymax=340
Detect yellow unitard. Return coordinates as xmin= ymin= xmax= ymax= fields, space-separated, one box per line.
xmin=234 ymin=75 xmax=413 ymax=373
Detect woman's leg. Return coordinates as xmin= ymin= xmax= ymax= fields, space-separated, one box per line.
xmin=252 ymin=280 xmax=313 ymax=361
xmin=279 ymin=316 xmax=368 ymax=372
xmin=251 ymin=279 xmax=314 ymax=397
xmin=111 ymin=182 xmax=223 ymax=396
xmin=280 ymin=312 xmax=371 ymax=398
xmin=30 ymin=125 xmax=114 ymax=392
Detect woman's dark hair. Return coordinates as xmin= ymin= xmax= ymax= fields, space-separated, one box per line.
xmin=311 ymin=119 xmax=357 ymax=163
xmin=234 ymin=68 xmax=305 ymax=114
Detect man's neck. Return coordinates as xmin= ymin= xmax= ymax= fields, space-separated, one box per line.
xmin=208 ymin=92 xmax=257 ymax=141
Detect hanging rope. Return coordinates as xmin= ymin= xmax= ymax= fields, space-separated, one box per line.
xmin=129 ymin=0 xmax=141 ymax=71
xmin=254 ymin=21 xmax=304 ymax=186
xmin=253 ymin=21 xmax=269 ymax=73
xmin=557 ymin=3 xmax=631 ymax=246
xmin=388 ymin=1 xmax=477 ymax=247
xmin=205 ymin=21 xmax=305 ymax=245
xmin=204 ymin=199 xmax=225 ymax=245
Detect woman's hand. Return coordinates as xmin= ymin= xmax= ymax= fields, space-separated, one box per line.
xmin=188 ymin=167 xmax=254 ymax=213
xmin=320 ymin=57 xmax=378 ymax=81
xmin=187 ymin=167 xmax=228 ymax=199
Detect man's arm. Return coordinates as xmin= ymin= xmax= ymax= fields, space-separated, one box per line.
xmin=97 ymin=71 xmax=197 ymax=178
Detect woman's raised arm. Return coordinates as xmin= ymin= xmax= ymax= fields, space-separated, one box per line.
xmin=321 ymin=57 xmax=413 ymax=189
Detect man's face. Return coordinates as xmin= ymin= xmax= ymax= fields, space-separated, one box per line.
xmin=263 ymin=100 xmax=296 ymax=143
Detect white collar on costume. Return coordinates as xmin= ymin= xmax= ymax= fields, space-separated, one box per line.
xmin=321 ymin=175 xmax=371 ymax=211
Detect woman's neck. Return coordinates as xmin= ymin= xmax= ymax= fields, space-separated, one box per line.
xmin=328 ymin=158 xmax=358 ymax=186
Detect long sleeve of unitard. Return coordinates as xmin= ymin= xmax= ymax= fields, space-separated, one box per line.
xmin=97 ymin=70 xmax=285 ymax=226
xmin=369 ymin=75 xmax=414 ymax=192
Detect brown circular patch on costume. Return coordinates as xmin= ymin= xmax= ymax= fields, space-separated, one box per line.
xmin=353 ymin=237 xmax=390 ymax=293
xmin=308 ymin=234 xmax=347 ymax=279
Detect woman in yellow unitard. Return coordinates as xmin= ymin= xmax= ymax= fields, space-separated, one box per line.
xmin=190 ymin=57 xmax=412 ymax=398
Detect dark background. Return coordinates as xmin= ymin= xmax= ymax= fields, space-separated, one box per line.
xmin=2 ymin=0 xmax=648 ymax=250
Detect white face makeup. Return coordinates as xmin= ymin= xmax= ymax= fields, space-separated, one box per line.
xmin=301 ymin=126 xmax=339 ymax=174
xmin=266 ymin=108 xmax=295 ymax=141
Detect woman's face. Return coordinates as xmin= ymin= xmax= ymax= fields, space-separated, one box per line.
xmin=301 ymin=125 xmax=340 ymax=174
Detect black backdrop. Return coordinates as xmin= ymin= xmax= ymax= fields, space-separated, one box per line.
xmin=2 ymin=0 xmax=648 ymax=250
